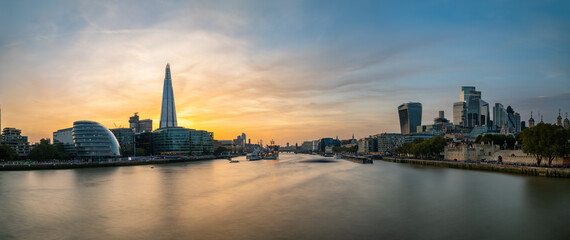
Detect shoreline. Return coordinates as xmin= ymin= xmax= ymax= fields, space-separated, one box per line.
xmin=382 ymin=157 xmax=570 ymax=178
xmin=0 ymin=155 xmax=226 ymax=171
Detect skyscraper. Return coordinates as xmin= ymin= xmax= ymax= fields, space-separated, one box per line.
xmin=453 ymin=86 xmax=489 ymax=128
xmin=398 ymin=102 xmax=422 ymax=135
xmin=160 ymin=63 xmax=177 ymax=129
xmin=493 ymin=103 xmax=507 ymax=130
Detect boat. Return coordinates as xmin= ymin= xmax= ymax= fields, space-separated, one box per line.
xmin=263 ymin=140 xmax=279 ymax=160
xmin=247 ymin=148 xmax=262 ymax=161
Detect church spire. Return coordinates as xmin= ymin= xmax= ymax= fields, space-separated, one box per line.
xmin=160 ymin=63 xmax=178 ymax=128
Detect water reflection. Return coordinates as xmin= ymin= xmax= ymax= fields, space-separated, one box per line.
xmin=1 ymin=153 xmax=570 ymax=239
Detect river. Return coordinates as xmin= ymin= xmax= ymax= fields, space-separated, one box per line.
xmin=1 ymin=153 xmax=569 ymax=239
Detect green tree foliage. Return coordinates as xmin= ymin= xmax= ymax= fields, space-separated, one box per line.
xmin=521 ymin=123 xmax=569 ymax=166
xmin=475 ymin=134 xmax=516 ymax=149
xmin=135 ymin=148 xmax=146 ymax=156
xmin=0 ymin=144 xmax=17 ymax=161
xmin=332 ymin=145 xmax=358 ymax=153
xmin=214 ymin=146 xmax=229 ymax=156
xmin=396 ymin=136 xmax=447 ymax=159
xmin=28 ymin=139 xmax=71 ymax=161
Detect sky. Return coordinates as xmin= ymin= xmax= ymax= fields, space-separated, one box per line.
xmin=0 ymin=0 xmax=569 ymax=145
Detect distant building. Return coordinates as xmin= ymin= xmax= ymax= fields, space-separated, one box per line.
xmin=190 ymin=130 xmax=214 ymax=155
xmin=73 ymin=121 xmax=120 ymax=158
xmin=160 ymin=63 xmax=178 ymax=129
xmin=53 ymin=127 xmax=76 ymax=154
xmin=528 ymin=112 xmax=535 ymax=128
xmin=1 ymin=128 xmax=30 ymax=157
xmin=110 ymin=128 xmax=135 ymax=156
xmin=398 ymin=102 xmax=422 ymax=135
xmin=153 ymin=127 xmax=190 ymax=155
xmin=135 ymin=132 xmax=153 ymax=156
xmin=564 ymin=113 xmax=569 ymax=129
xmin=454 ymin=86 xmax=490 ymax=129
xmin=301 ymin=141 xmax=313 ymax=152
xmin=493 ymin=103 xmax=507 ymax=130
xmin=377 ymin=133 xmax=404 ymax=156
xmin=317 ymin=138 xmax=341 ymax=153
xmin=557 ymin=109 xmax=563 ymax=127
xmin=129 ymin=113 xmax=153 ymax=133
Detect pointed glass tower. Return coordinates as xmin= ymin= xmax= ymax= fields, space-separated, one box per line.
xmin=160 ymin=63 xmax=178 ymax=128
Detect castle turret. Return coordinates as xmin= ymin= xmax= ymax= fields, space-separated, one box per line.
xmin=528 ymin=112 xmax=535 ymax=128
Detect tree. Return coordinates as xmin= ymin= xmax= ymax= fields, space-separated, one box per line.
xmin=0 ymin=144 xmax=17 ymax=161
xmin=521 ymin=123 xmax=569 ymax=166
xmin=428 ymin=136 xmax=447 ymax=158
xmin=214 ymin=146 xmax=229 ymax=156
xmin=135 ymin=148 xmax=146 ymax=156
xmin=28 ymin=139 xmax=57 ymax=161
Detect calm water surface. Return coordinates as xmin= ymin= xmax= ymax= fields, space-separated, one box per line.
xmin=1 ymin=153 xmax=569 ymax=239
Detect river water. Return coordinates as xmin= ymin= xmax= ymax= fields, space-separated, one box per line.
xmin=1 ymin=153 xmax=569 ymax=239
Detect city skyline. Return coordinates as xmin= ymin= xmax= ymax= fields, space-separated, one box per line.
xmin=1 ymin=1 xmax=569 ymax=145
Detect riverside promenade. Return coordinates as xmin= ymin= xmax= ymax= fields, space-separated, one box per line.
xmin=382 ymin=157 xmax=570 ymax=178
xmin=0 ymin=155 xmax=230 ymax=171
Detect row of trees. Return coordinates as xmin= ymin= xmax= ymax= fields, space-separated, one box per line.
xmin=521 ymin=123 xmax=569 ymax=166
xmin=396 ymin=136 xmax=447 ymax=159
xmin=475 ymin=133 xmax=519 ymax=149
xmin=27 ymin=139 xmax=72 ymax=161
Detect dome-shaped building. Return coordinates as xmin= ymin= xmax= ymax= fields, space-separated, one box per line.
xmin=564 ymin=113 xmax=569 ymax=129
xmin=73 ymin=121 xmax=120 ymax=158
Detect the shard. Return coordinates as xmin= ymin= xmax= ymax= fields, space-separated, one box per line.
xmin=160 ymin=63 xmax=178 ymax=128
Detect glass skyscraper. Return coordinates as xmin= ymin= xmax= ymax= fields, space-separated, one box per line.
xmin=398 ymin=102 xmax=422 ymax=135
xmin=160 ymin=63 xmax=177 ymax=128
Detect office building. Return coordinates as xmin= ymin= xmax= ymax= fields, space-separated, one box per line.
xmin=110 ymin=128 xmax=135 ymax=156
xmin=53 ymin=127 xmax=76 ymax=154
xmin=398 ymin=102 xmax=422 ymax=135
xmin=129 ymin=113 xmax=153 ymax=133
xmin=160 ymin=63 xmax=178 ymax=128
xmin=72 ymin=121 xmax=120 ymax=158
xmin=493 ymin=103 xmax=507 ymax=130
xmin=453 ymin=86 xmax=489 ymax=129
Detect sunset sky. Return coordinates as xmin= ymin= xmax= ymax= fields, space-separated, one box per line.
xmin=1 ymin=0 xmax=569 ymax=145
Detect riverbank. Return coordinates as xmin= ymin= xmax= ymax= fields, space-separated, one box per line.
xmin=0 ymin=155 xmax=226 ymax=171
xmin=382 ymin=157 xmax=570 ymax=178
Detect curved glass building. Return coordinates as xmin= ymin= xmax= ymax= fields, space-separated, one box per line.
xmin=73 ymin=121 xmax=121 ymax=158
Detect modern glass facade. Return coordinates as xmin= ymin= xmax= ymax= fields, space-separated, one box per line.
xmin=72 ymin=121 xmax=120 ymax=158
xmin=398 ymin=102 xmax=422 ymax=135
xmin=453 ymin=102 xmax=466 ymax=127
xmin=160 ymin=63 xmax=178 ymax=128
xmin=110 ymin=128 xmax=134 ymax=156
xmin=153 ymin=127 xmax=190 ymax=155
xmin=189 ymin=130 xmax=214 ymax=155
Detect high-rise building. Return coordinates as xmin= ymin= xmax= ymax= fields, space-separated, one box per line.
xmin=398 ymin=102 xmax=422 ymax=135
xmin=493 ymin=103 xmax=507 ymax=130
xmin=453 ymin=102 xmax=466 ymax=127
xmin=505 ymin=106 xmax=521 ymax=133
xmin=160 ymin=63 xmax=177 ymax=128
xmin=454 ymin=86 xmax=489 ymax=129
xmin=129 ymin=113 xmax=153 ymax=133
